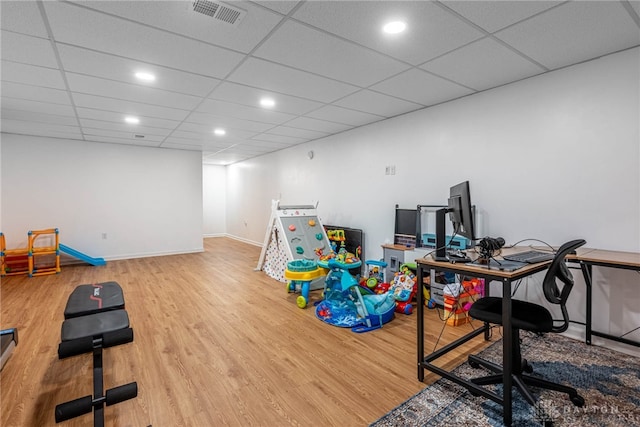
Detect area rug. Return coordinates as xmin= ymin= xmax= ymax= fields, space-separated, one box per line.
xmin=371 ymin=334 xmax=640 ymax=426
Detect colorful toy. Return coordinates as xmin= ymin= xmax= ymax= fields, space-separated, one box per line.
xmin=284 ymin=259 xmax=326 ymax=308
xmin=315 ymin=258 xmax=395 ymax=333
xmin=387 ymin=263 xmax=418 ymax=314
xmin=361 ymin=259 xmax=387 ymax=290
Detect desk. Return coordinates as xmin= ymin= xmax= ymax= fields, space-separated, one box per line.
xmin=416 ymin=252 xmax=552 ymax=426
xmin=576 ymin=249 xmax=640 ymax=347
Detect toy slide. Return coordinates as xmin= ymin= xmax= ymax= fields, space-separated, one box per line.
xmin=59 ymin=244 xmax=106 ymax=266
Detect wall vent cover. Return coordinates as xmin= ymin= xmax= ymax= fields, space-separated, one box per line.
xmin=191 ymin=0 xmax=246 ymax=26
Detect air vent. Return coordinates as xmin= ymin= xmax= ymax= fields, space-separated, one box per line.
xmin=191 ymin=0 xmax=246 ymax=26
xmin=134 ymin=134 xmax=145 ymax=139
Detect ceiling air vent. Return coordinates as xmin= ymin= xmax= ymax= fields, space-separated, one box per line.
xmin=191 ymin=0 xmax=246 ymax=27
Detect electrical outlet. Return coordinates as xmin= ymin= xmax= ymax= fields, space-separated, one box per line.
xmin=385 ymin=166 xmax=390 ymax=175
xmin=390 ymin=165 xmax=396 ymax=175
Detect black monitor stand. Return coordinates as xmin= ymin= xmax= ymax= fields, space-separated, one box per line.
xmin=433 ymin=207 xmax=450 ymax=262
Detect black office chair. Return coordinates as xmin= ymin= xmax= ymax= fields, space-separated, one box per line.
xmin=467 ymin=239 xmax=587 ymax=410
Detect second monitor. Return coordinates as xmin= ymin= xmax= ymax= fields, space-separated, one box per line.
xmin=433 ymin=180 xmax=476 ymax=262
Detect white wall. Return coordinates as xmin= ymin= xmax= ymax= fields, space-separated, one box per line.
xmin=227 ymin=47 xmax=639 ymax=257
xmin=224 ymin=48 xmax=640 ymax=354
xmin=203 ymin=164 xmax=226 ymax=237
xmin=1 ymin=135 xmax=203 ymax=259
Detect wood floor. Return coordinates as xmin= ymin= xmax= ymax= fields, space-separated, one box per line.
xmin=0 ymin=237 xmax=491 ymax=427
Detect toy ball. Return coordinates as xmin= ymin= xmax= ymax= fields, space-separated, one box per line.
xmin=427 ymin=299 xmax=437 ymax=309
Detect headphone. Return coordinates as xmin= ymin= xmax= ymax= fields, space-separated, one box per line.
xmin=477 ymin=237 xmax=505 ymax=252
xmin=477 ymin=236 xmax=505 ymax=260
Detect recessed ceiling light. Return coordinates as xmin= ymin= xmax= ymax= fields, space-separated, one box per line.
xmin=125 ymin=116 xmax=140 ymax=124
xmin=214 ymin=128 xmax=226 ymax=136
xmin=135 ymin=72 xmax=155 ymax=82
xmin=260 ymin=98 xmax=275 ymax=108
xmin=383 ymin=21 xmax=406 ymax=34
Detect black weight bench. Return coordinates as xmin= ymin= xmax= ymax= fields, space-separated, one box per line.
xmin=64 ymin=281 xmax=125 ymax=319
xmin=56 ymin=282 xmax=137 ymax=427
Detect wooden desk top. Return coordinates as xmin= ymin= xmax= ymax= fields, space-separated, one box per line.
xmin=576 ymin=249 xmax=640 ymax=268
xmin=415 ymin=246 xmax=552 ymax=279
xmin=381 ymin=243 xmax=416 ymax=251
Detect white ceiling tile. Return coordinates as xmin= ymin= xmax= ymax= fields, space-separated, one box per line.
xmin=1 ymin=119 xmax=82 ymax=137
xmin=252 ymin=1 xmax=301 ymax=15
xmin=250 ymin=134 xmax=306 ymax=145
xmin=370 ymin=68 xmax=474 ymax=106
xmin=333 ymin=89 xmax=423 ymax=117
xmin=79 ymin=118 xmax=172 ymax=137
xmin=1 ymin=31 xmax=58 ymax=68
xmin=2 ymin=109 xmax=77 ymax=127
xmin=306 ymin=105 xmax=384 ymax=127
xmin=283 ymin=116 xmax=352 ymax=133
xmin=173 ymin=127 xmax=258 ymax=141
xmin=162 ymin=143 xmax=205 ymax=151
xmin=43 ymin=1 xmax=246 ymax=77
xmin=241 ymin=140 xmax=290 ymax=149
xmin=196 ymin=98 xmax=297 ymax=124
xmin=265 ymin=125 xmax=329 ymax=140
xmin=209 ymin=82 xmax=323 ymax=115
xmin=75 ymin=0 xmax=283 ymax=53
xmin=1 ymin=127 xmax=83 ymax=141
xmin=1 ymin=97 xmax=76 ymax=117
xmin=1 ymin=61 xmax=66 ymax=90
xmin=495 ymin=1 xmax=640 ymax=69
xmin=185 ymin=112 xmax=275 ymax=132
xmin=0 ymin=1 xmax=49 ymax=38
xmin=82 ymin=127 xmax=164 ymax=142
xmin=421 ymin=37 xmax=545 ymax=91
xmin=253 ymin=20 xmax=410 ymax=86
xmin=66 ymin=73 xmax=203 ymax=110
xmin=292 ymin=1 xmax=485 ymax=65
xmin=1 ymin=81 xmax=70 ymax=105
xmin=71 ymin=93 xmax=190 ymax=121
xmin=630 ymin=1 xmax=640 ymax=17
xmin=56 ymin=45 xmax=221 ymax=96
xmin=84 ymin=135 xmax=162 ymax=147
xmin=441 ymin=1 xmax=562 ymax=33
xmin=228 ymin=57 xmax=359 ymax=103
xmin=76 ymin=107 xmax=180 ymax=130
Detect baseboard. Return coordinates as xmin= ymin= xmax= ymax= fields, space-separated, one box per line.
xmin=104 ymin=247 xmax=204 ymax=261
xmin=222 ymin=234 xmax=263 ymax=247
xmin=203 ymin=233 xmax=225 ymax=238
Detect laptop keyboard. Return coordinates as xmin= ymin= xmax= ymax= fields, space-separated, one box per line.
xmin=503 ymin=250 xmax=555 ymax=264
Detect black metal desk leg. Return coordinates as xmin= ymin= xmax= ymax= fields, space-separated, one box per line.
xmin=417 ymin=265 xmax=425 ymax=382
xmin=580 ymin=263 xmax=593 ymax=345
xmin=502 ymin=278 xmax=513 ymax=426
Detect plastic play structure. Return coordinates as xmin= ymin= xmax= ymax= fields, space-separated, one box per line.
xmin=1 ymin=228 xmax=105 ymax=277
xmin=256 ymin=200 xmax=332 ymax=291
xmin=315 ymin=258 xmax=395 ymax=333
xmin=285 ymin=259 xmax=326 ymax=308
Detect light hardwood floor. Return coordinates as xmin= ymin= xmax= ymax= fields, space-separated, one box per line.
xmin=1 ymin=237 xmax=491 ymax=427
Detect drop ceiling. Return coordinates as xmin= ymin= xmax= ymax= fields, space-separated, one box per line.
xmin=1 ymin=1 xmax=639 ymax=165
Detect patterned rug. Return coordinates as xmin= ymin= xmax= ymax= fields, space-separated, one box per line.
xmin=371 ymin=334 xmax=640 ymax=426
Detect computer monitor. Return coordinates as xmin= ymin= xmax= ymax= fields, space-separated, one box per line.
xmin=395 ymin=208 xmax=417 ymax=237
xmin=448 ymin=180 xmax=475 ymax=241
xmin=433 ymin=180 xmax=476 ymax=261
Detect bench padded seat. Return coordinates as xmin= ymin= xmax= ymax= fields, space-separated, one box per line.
xmin=64 ymin=282 xmax=125 ymax=319
xmin=61 ymin=310 xmax=129 ymax=342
